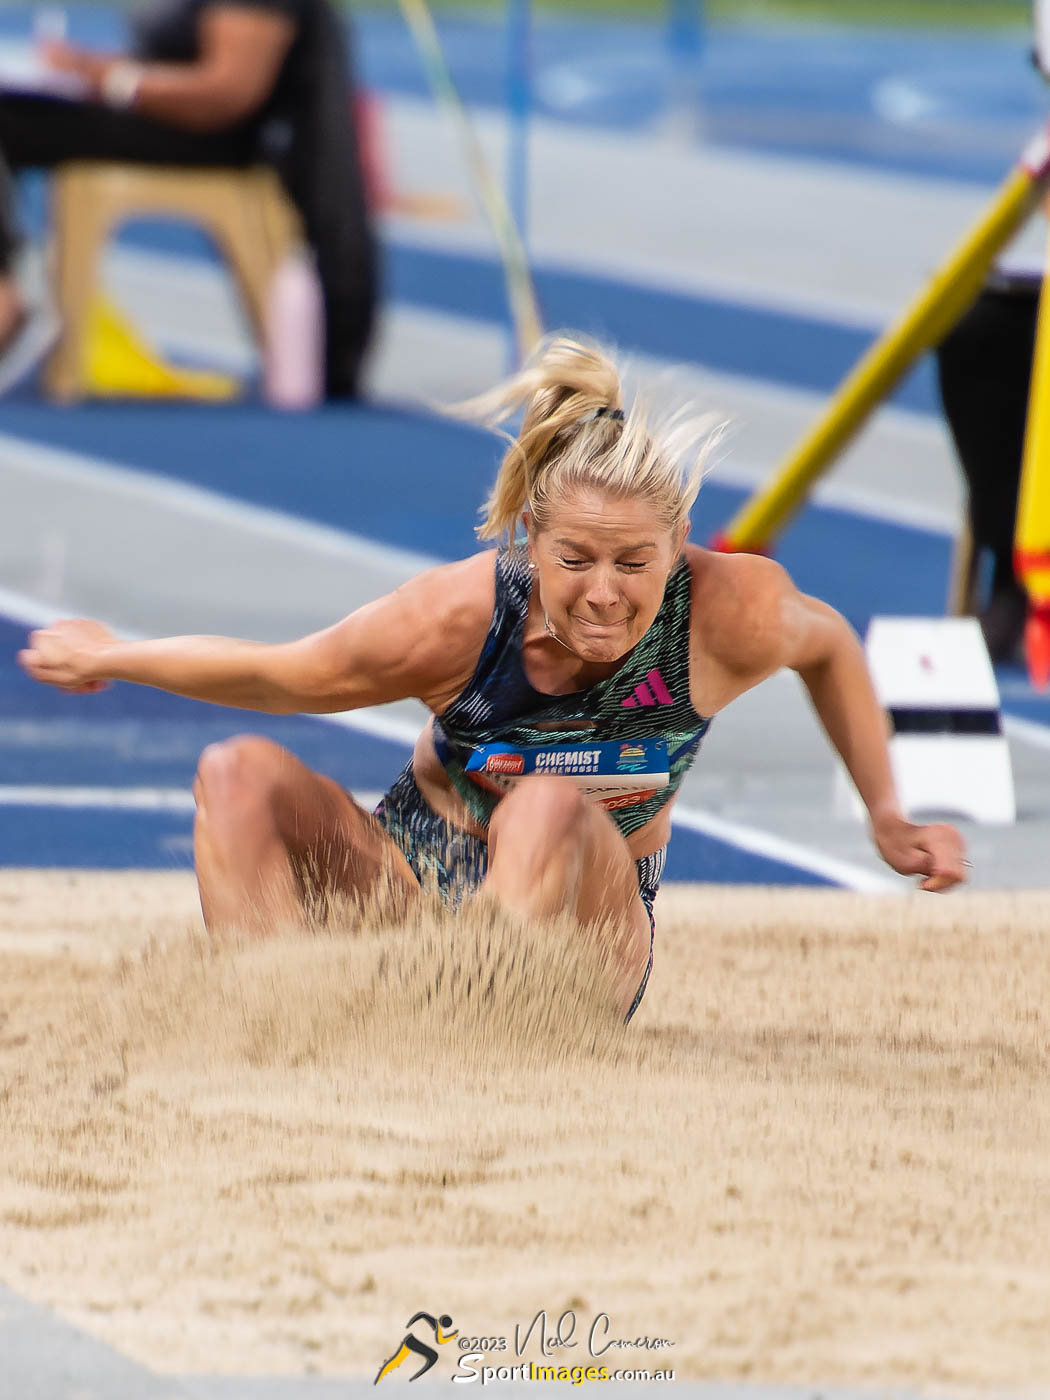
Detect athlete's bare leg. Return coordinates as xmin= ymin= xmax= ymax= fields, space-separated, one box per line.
xmin=481 ymin=775 xmax=653 ymax=1013
xmin=192 ymin=736 xmax=419 ymax=934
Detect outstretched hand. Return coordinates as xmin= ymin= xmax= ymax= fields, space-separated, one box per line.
xmin=17 ymin=618 xmax=115 ymax=695
xmin=871 ymin=812 xmax=969 ymax=892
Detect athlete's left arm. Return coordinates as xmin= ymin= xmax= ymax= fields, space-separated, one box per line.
xmin=780 ymin=581 xmax=968 ymax=892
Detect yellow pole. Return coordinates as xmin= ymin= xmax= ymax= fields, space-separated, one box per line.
xmin=396 ymin=0 xmax=543 ymax=363
xmin=1014 ymin=224 xmax=1050 ymax=687
xmin=713 ymin=159 xmax=1049 ymax=554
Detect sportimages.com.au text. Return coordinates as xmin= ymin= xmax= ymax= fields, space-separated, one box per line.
xmin=374 ymin=1309 xmax=675 ymax=1384
xmin=454 ymin=1360 xmax=676 ymax=1385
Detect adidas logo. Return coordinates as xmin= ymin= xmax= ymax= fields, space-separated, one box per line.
xmin=621 ymin=668 xmax=674 ymax=708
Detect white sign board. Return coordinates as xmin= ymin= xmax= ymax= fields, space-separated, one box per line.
xmin=1037 ymin=0 xmax=1050 ymax=80
xmin=835 ymin=616 xmax=1015 ymax=825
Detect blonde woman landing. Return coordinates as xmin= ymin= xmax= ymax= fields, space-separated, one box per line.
xmin=18 ymin=336 xmax=968 ymax=1020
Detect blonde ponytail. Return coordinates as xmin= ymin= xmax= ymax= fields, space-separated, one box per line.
xmin=452 ymin=334 xmax=719 ymax=543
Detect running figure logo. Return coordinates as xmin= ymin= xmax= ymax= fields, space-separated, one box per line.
xmin=374 ymin=1312 xmax=458 ymax=1383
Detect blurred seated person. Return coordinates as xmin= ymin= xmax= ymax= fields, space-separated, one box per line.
xmin=936 ymin=262 xmax=1041 ymax=663
xmin=0 ymin=0 xmax=377 ymax=398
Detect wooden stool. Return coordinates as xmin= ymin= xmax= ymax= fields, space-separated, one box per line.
xmin=45 ymin=162 xmax=303 ymax=401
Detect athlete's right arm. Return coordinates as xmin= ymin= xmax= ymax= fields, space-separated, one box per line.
xmin=17 ymin=554 xmax=496 ymax=714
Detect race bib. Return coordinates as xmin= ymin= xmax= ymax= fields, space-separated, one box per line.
xmin=464 ymin=738 xmax=669 ymax=812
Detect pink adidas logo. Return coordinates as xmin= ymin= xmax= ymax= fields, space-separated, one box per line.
xmin=621 ymin=668 xmax=674 ymax=708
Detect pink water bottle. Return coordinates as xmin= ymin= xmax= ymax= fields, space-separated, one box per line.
xmin=264 ymin=249 xmax=324 ymax=410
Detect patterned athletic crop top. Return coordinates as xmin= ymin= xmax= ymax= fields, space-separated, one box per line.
xmin=431 ymin=547 xmax=712 ymax=839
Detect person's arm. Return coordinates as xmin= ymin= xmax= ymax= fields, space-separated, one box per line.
xmin=691 ymin=549 xmax=967 ymax=891
xmin=17 ymin=555 xmax=495 ymax=715
xmin=778 ymin=578 xmax=968 ymax=891
xmin=42 ymin=5 xmax=295 ymax=131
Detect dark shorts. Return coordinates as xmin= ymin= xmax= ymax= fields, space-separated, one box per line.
xmin=373 ymin=762 xmax=664 ymax=1023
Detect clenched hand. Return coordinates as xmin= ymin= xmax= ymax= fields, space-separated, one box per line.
xmin=17 ymin=618 xmax=115 ymax=695
xmin=871 ymin=812 xmax=969 ymax=891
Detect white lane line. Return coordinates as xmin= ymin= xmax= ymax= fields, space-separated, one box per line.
xmin=0 ymin=785 xmax=196 ymax=811
xmin=321 ymin=706 xmax=421 ymax=747
xmin=669 ymin=804 xmax=900 ymax=892
xmin=0 ymin=586 xmax=67 ymax=628
xmin=0 ymin=784 xmax=384 ymax=812
xmin=0 ymin=432 xmax=440 ymax=577
xmin=1 ymin=780 xmax=890 ymax=889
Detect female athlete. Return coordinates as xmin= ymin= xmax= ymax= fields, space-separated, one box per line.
xmin=17 ymin=336 xmax=968 ymax=1019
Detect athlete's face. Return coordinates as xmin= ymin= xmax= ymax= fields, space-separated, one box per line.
xmin=527 ymin=488 xmax=686 ymax=663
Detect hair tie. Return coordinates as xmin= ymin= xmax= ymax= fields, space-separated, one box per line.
xmin=594 ymin=406 xmax=624 ymax=421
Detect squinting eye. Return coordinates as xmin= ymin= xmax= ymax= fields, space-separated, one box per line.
xmin=559 ymin=557 xmax=588 ymax=567
xmin=619 ymin=562 xmax=646 ymax=571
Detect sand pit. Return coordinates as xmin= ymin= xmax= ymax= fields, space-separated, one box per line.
xmin=1 ymin=870 xmax=1049 ymax=1391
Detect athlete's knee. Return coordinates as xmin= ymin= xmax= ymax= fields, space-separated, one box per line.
xmin=194 ymin=735 xmax=287 ymax=823
xmin=491 ymin=774 xmax=587 ymax=848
